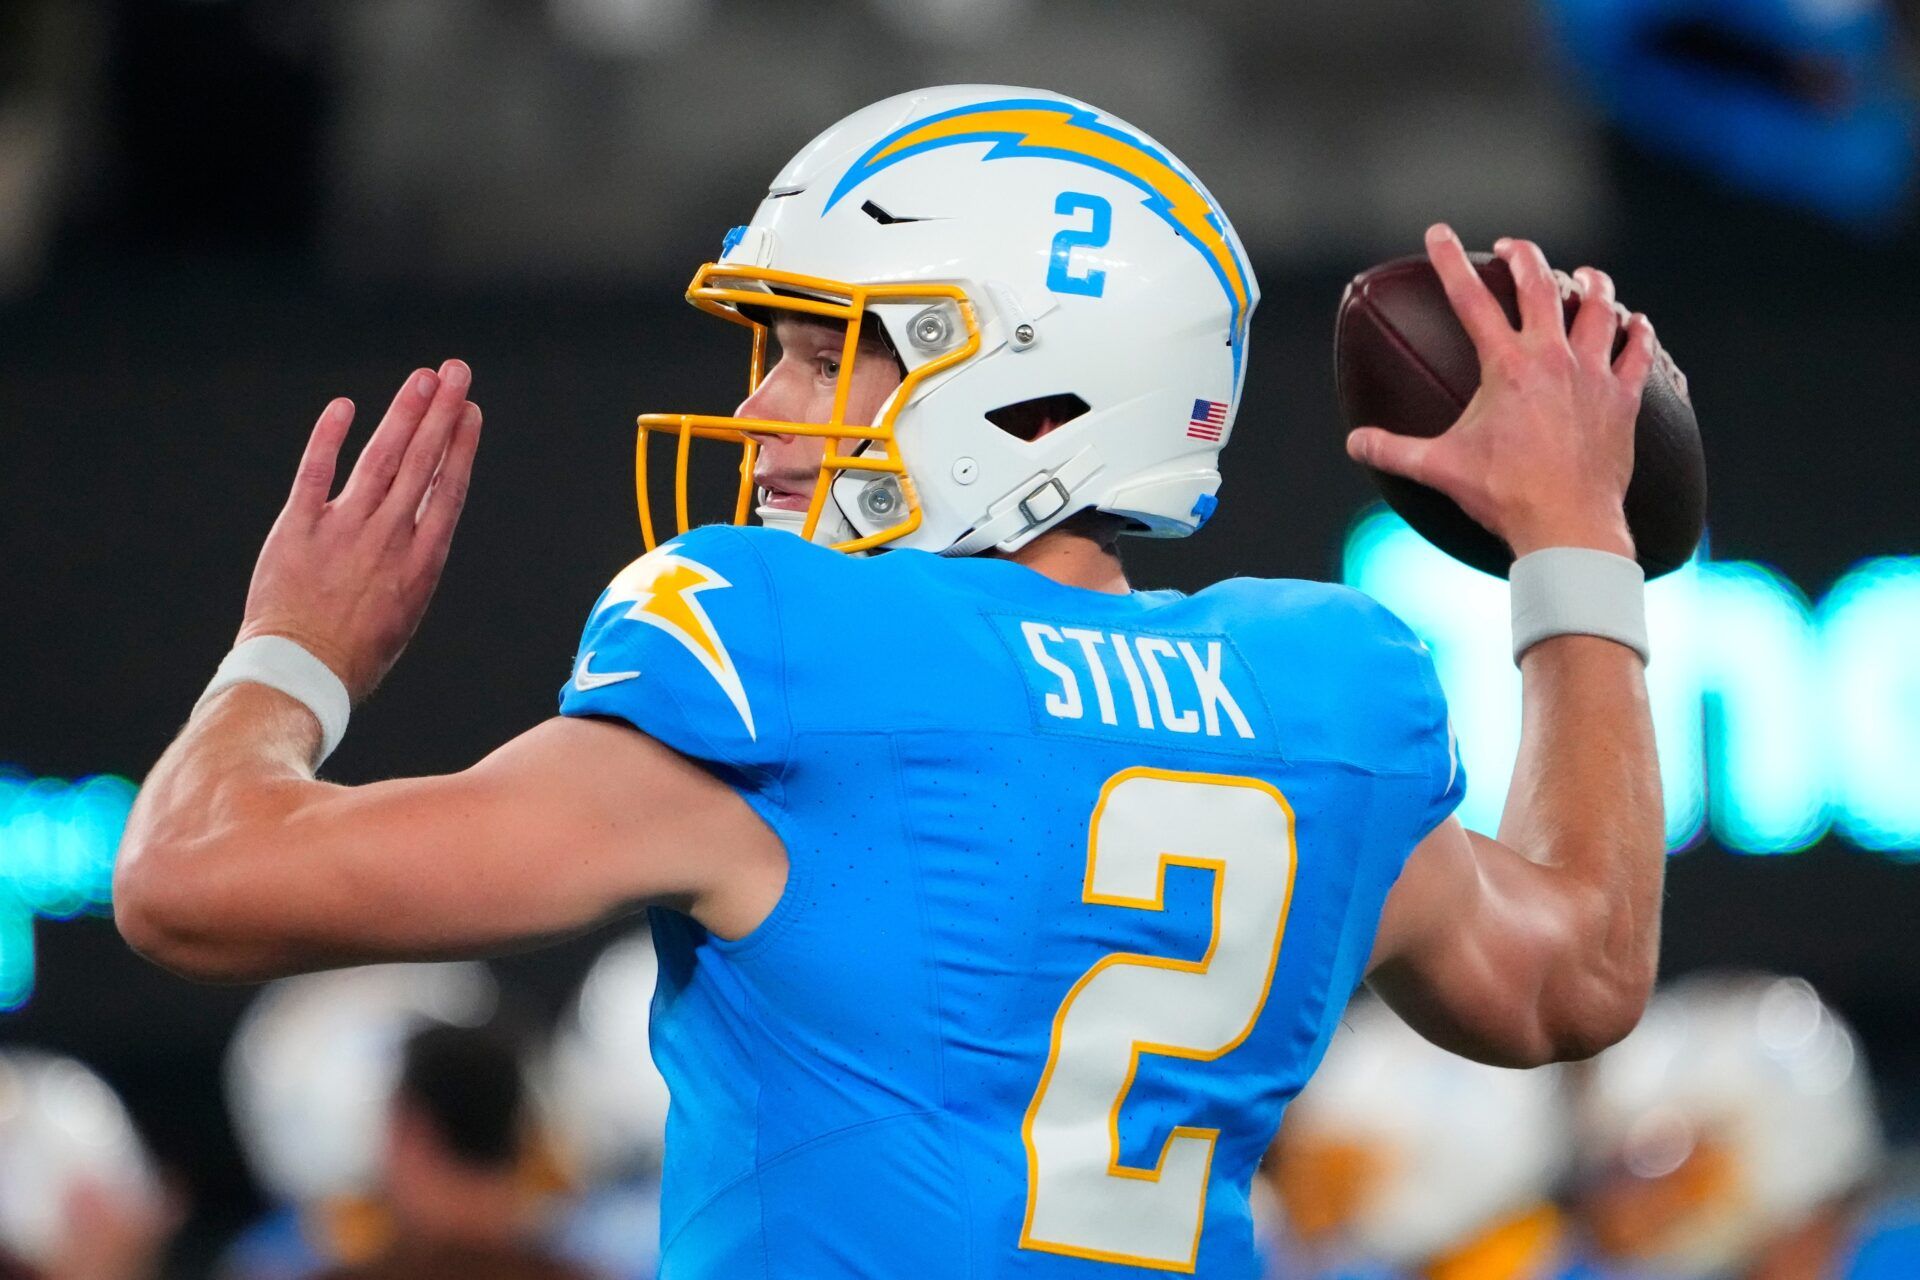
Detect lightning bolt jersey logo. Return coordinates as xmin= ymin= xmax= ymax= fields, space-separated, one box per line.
xmin=595 ymin=544 xmax=756 ymax=740
xmin=822 ymin=97 xmax=1255 ymax=379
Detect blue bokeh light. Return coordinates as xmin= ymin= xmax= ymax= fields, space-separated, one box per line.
xmin=0 ymin=767 xmax=137 ymax=1011
xmin=1343 ymin=509 xmax=1920 ymax=856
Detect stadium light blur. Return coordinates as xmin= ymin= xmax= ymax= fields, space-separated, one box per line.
xmin=0 ymin=769 xmax=138 ymax=1010
xmin=1344 ymin=508 xmax=1920 ymax=858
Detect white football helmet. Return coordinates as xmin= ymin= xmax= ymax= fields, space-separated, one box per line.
xmin=224 ymin=962 xmax=497 ymax=1207
xmin=537 ymin=930 xmax=671 ymax=1186
xmin=1576 ymin=971 xmax=1883 ymax=1279
xmin=635 ymin=83 xmax=1260 ymax=555
xmin=1272 ymin=998 xmax=1570 ymax=1267
xmin=0 ymin=1049 xmax=159 ymax=1269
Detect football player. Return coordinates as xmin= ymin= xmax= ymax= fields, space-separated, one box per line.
xmin=117 ymin=85 xmax=1667 ymax=1276
xmin=541 ymin=931 xmax=669 ymax=1280
xmin=1261 ymin=997 xmax=1576 ymax=1280
xmin=0 ymin=1050 xmax=174 ymax=1280
xmin=1567 ymin=972 xmax=1920 ymax=1280
xmin=219 ymin=963 xmax=501 ymax=1280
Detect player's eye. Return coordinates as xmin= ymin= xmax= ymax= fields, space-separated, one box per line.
xmin=818 ymin=355 xmax=842 ymax=380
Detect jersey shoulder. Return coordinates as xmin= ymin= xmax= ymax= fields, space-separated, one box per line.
xmin=1199 ymin=577 xmax=1454 ymax=764
xmin=1202 ymin=575 xmax=1431 ymax=658
xmin=560 ymin=525 xmax=817 ymax=778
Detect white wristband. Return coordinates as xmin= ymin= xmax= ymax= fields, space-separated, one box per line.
xmin=195 ymin=636 xmax=352 ymax=765
xmin=1510 ymin=547 xmax=1649 ymax=665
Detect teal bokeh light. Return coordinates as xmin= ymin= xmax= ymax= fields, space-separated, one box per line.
xmin=1342 ymin=508 xmax=1920 ymax=856
xmin=0 ymin=768 xmax=138 ymax=1010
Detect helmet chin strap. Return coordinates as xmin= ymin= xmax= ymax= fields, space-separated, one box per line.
xmin=944 ymin=445 xmax=1105 ymax=557
xmin=756 ymin=497 xmax=860 ymax=550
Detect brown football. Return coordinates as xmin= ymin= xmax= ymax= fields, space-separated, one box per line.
xmin=1334 ymin=251 xmax=1706 ymax=579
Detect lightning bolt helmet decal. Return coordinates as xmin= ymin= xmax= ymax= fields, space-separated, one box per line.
xmin=821 ymin=97 xmax=1254 ymax=379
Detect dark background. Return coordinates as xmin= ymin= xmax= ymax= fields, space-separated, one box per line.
xmin=2 ymin=0 xmax=1918 ymax=1268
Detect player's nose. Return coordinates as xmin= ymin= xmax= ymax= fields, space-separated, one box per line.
xmin=735 ymin=371 xmax=797 ymax=439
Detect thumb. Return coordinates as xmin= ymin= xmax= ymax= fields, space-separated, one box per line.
xmin=1346 ymin=426 xmax=1436 ymax=484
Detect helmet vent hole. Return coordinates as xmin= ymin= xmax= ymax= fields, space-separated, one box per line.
xmin=984 ymin=394 xmax=1089 ymax=443
xmin=860 ymin=200 xmax=928 ymax=226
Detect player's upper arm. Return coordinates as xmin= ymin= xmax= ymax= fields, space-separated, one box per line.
xmin=1367 ymin=815 xmax=1634 ymax=1067
xmin=123 ymin=526 xmax=798 ymax=982
xmin=121 ymin=714 xmax=783 ymax=981
xmin=1306 ymin=587 xmax=1617 ymax=1067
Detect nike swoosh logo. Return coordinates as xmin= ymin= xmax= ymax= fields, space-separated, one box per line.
xmin=573 ymin=650 xmax=640 ymax=691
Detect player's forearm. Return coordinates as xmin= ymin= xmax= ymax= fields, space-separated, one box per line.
xmin=1497 ymin=632 xmax=1665 ymax=1053
xmin=118 ymin=697 xmax=656 ymax=981
xmin=115 ymin=684 xmax=334 ymax=979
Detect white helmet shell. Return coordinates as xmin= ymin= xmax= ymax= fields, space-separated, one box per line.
xmin=0 ymin=1050 xmax=159 ymax=1268
xmin=1578 ymin=972 xmax=1882 ymax=1277
xmin=1280 ymin=998 xmax=1569 ymax=1265
xmin=719 ymin=84 xmax=1259 ymax=554
xmin=538 ymin=930 xmax=670 ymax=1185
xmin=223 ymin=962 xmax=497 ymax=1204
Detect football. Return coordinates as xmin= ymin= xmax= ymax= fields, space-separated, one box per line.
xmin=1334 ymin=251 xmax=1706 ymax=579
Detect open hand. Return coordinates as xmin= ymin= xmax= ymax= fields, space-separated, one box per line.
xmin=235 ymin=360 xmax=482 ymax=701
xmin=1345 ymin=225 xmax=1656 ymax=560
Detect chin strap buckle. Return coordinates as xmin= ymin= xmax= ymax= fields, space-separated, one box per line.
xmin=944 ymin=447 xmax=1105 ymax=556
xmin=1018 ymin=477 xmax=1070 ymax=527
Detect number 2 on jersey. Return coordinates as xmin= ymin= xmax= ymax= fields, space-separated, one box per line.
xmin=1020 ymin=768 xmax=1299 ymax=1272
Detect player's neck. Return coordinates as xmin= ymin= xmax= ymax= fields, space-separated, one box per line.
xmin=999 ymin=528 xmax=1132 ymax=595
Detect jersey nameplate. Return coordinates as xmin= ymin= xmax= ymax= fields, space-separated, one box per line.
xmin=1001 ymin=617 xmax=1273 ymax=745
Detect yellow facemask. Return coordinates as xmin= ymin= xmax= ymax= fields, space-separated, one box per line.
xmin=635 ymin=261 xmax=982 ymax=554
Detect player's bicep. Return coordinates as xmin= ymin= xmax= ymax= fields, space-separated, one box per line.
xmin=457 ymin=715 xmax=781 ymax=921
xmin=268 ymin=717 xmax=780 ymax=966
xmin=1366 ymin=816 xmax=1578 ymax=1067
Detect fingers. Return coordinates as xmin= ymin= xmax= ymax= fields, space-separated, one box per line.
xmin=1494 ymin=237 xmax=1563 ymax=338
xmin=1424 ymin=223 xmax=1511 ymax=355
xmin=336 ymin=367 xmax=440 ymax=515
xmin=414 ymin=401 xmax=483 ymax=564
xmin=384 ymin=360 xmax=473 ymax=521
xmin=1611 ymin=312 xmax=1658 ymax=398
xmin=1346 ymin=426 xmax=1438 ymax=487
xmin=1568 ymin=266 xmax=1621 ymax=366
xmin=288 ymin=398 xmax=354 ymax=516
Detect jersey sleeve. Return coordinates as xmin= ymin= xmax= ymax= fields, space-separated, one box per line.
xmin=558 ymin=525 xmax=790 ymax=784
xmin=1363 ymin=593 xmax=1466 ymax=844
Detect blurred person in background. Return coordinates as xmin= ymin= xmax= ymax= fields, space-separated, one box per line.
xmin=1260 ymin=998 xmax=1576 ymax=1280
xmin=538 ymin=932 xmax=667 ymax=1280
xmin=310 ymin=1022 xmax=586 ymax=1280
xmin=0 ymin=1049 xmax=179 ymax=1280
xmin=1568 ymin=972 xmax=1920 ymax=1280
xmin=220 ymin=962 xmax=499 ymax=1280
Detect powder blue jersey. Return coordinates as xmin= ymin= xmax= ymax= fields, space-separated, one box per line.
xmin=559 ymin=525 xmax=1462 ymax=1279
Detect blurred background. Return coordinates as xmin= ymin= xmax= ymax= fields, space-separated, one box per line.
xmin=2 ymin=0 xmax=1918 ymax=1275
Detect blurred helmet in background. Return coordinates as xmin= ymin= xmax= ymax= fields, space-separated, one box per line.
xmin=0 ymin=1049 xmax=159 ymax=1269
xmin=1575 ymin=971 xmax=1883 ymax=1278
xmin=636 ymin=83 xmax=1260 ymax=554
xmin=1270 ymin=998 xmax=1569 ymax=1266
xmin=537 ymin=930 xmax=670 ymax=1187
xmin=224 ymin=962 xmax=497 ymax=1209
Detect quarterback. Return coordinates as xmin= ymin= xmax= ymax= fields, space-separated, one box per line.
xmin=118 ymin=86 xmax=1665 ymax=1277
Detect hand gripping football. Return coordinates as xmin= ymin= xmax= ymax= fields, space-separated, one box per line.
xmin=1335 ymin=251 xmax=1706 ymax=578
